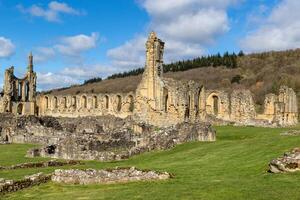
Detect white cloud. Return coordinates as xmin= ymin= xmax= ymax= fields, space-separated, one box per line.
xmin=32 ymin=32 xmax=103 ymax=90
xmin=156 ymin=8 xmax=229 ymax=44
xmin=61 ymin=64 xmax=118 ymax=79
xmin=37 ymin=64 xmax=119 ymax=90
xmin=0 ymin=37 xmax=15 ymax=58
xmin=142 ymin=0 xmax=238 ymax=18
xmin=107 ymin=0 xmax=239 ymax=69
xmin=241 ymin=0 xmax=300 ymax=52
xmin=107 ymin=36 xmax=146 ymax=69
xmin=17 ymin=1 xmax=84 ymax=22
xmin=37 ymin=72 xmax=79 ymax=90
xmin=33 ymin=32 xmax=99 ymax=63
xmin=48 ymin=1 xmax=80 ymax=14
xmin=34 ymin=47 xmax=55 ymax=63
xmin=55 ymin=32 xmax=98 ymax=56
xmin=165 ymin=39 xmax=205 ymax=62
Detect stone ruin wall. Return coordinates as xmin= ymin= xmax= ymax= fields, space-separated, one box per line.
xmin=132 ymin=32 xmax=208 ymax=126
xmin=258 ymin=86 xmax=298 ymax=126
xmin=205 ymin=86 xmax=298 ymax=126
xmin=230 ymin=90 xmax=257 ymax=122
xmin=1 ymin=53 xmax=37 ymax=116
xmin=0 ymin=114 xmax=216 ymax=161
xmin=135 ymin=77 xmax=207 ymax=127
xmin=38 ymin=92 xmax=135 ymax=119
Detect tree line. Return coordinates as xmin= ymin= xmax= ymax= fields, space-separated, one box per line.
xmin=82 ymin=51 xmax=245 ymax=85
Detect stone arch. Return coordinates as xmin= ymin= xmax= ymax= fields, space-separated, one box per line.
xmin=104 ymin=95 xmax=109 ymax=109
xmin=53 ymin=97 xmax=58 ymax=109
xmin=164 ymin=94 xmax=168 ymax=112
xmin=72 ymin=96 xmax=77 ymax=108
xmin=44 ymin=96 xmax=49 ymax=109
xmin=25 ymin=81 xmax=29 ymax=101
xmin=116 ymin=95 xmax=122 ymax=112
xmin=63 ymin=97 xmax=67 ymax=108
xmin=163 ymin=88 xmax=169 ymax=112
xmin=127 ymin=95 xmax=134 ymax=112
xmin=81 ymin=95 xmax=87 ymax=108
xmin=206 ymin=93 xmax=219 ymax=116
xmin=93 ymin=96 xmax=98 ymax=108
xmin=17 ymin=103 xmax=23 ymax=115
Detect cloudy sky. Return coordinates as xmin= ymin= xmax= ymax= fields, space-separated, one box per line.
xmin=0 ymin=0 xmax=298 ymax=90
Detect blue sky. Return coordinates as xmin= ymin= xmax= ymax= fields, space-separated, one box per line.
xmin=0 ymin=0 xmax=298 ymax=90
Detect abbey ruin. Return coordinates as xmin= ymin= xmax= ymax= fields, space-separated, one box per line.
xmin=0 ymin=32 xmax=297 ymax=127
xmin=1 ymin=52 xmax=37 ymax=116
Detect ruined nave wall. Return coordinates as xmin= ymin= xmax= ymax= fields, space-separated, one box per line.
xmin=38 ymin=92 xmax=135 ymax=119
xmin=257 ymin=86 xmax=298 ymax=126
xmin=206 ymin=86 xmax=298 ymax=126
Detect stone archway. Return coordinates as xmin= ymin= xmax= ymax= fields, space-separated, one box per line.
xmin=206 ymin=93 xmax=220 ymax=116
xmin=81 ymin=96 xmax=87 ymax=109
xmin=163 ymin=87 xmax=169 ymax=113
xmin=116 ymin=95 xmax=122 ymax=112
xmin=127 ymin=95 xmax=134 ymax=112
xmin=63 ymin=97 xmax=67 ymax=108
xmin=72 ymin=96 xmax=77 ymax=108
xmin=53 ymin=97 xmax=58 ymax=109
xmin=104 ymin=95 xmax=109 ymax=109
xmin=212 ymin=95 xmax=219 ymax=115
xmin=164 ymin=94 xmax=168 ymax=112
xmin=93 ymin=96 xmax=98 ymax=108
xmin=44 ymin=96 xmax=49 ymax=109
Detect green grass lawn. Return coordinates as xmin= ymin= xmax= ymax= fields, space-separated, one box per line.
xmin=1 ymin=125 xmax=300 ymax=200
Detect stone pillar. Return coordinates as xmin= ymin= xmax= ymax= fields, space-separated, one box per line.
xmin=136 ymin=32 xmax=165 ymax=111
xmin=22 ymin=82 xmax=26 ymax=101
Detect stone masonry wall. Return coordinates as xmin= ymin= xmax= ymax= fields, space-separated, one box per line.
xmin=52 ymin=167 xmax=171 ymax=185
xmin=0 ymin=173 xmax=51 ymax=195
xmin=230 ymin=89 xmax=256 ymax=122
xmin=0 ymin=114 xmax=216 ymax=161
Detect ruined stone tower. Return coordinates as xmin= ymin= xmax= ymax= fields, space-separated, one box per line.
xmin=136 ymin=32 xmax=165 ymax=110
xmin=1 ymin=53 xmax=37 ymax=115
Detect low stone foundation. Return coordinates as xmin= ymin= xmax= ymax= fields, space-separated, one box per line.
xmin=30 ymin=122 xmax=215 ymax=161
xmin=0 ymin=160 xmax=81 ymax=170
xmin=0 ymin=167 xmax=171 ymax=195
xmin=280 ymin=130 xmax=300 ymax=136
xmin=269 ymin=148 xmax=300 ymax=173
xmin=51 ymin=167 xmax=171 ymax=185
xmin=0 ymin=173 xmax=51 ymax=195
xmin=0 ymin=114 xmax=216 ymax=161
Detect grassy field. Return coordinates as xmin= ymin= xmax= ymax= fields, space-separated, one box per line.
xmin=1 ymin=125 xmax=300 ymax=200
